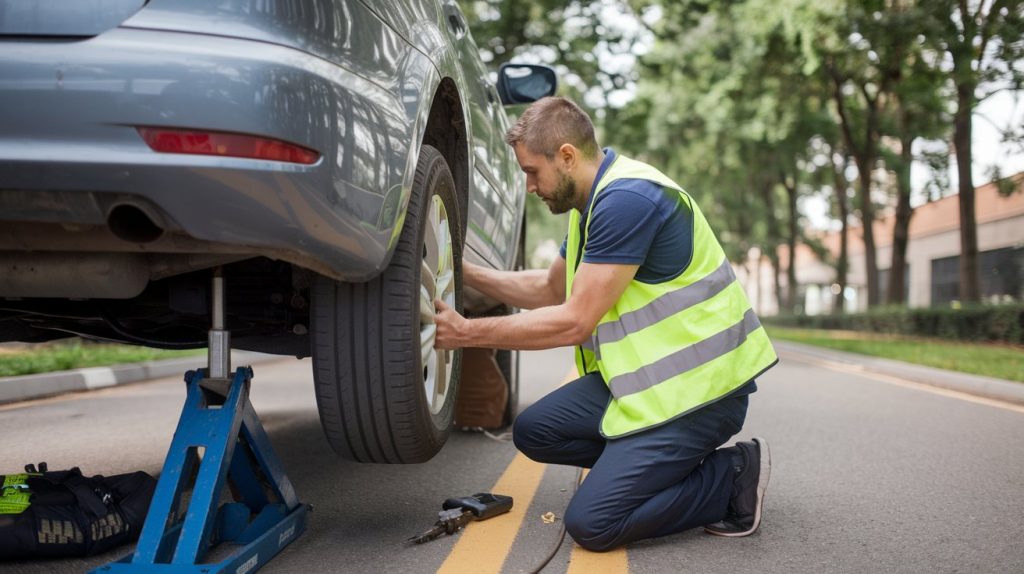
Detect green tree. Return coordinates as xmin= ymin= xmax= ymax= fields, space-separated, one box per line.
xmin=842 ymin=1 xmax=951 ymax=305
xmin=783 ymin=0 xmax=950 ymax=308
xmin=624 ymin=0 xmax=843 ymax=313
xmin=459 ymin=0 xmax=652 ymax=109
xmin=819 ymin=0 xmax=911 ymax=308
xmin=459 ymin=0 xmax=653 ymax=260
xmin=884 ymin=42 xmax=947 ymax=305
xmin=921 ymin=0 xmax=1024 ymax=303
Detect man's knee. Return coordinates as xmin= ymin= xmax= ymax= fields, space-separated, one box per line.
xmin=564 ymin=501 xmax=621 ymax=552
xmin=511 ymin=409 xmax=545 ymax=457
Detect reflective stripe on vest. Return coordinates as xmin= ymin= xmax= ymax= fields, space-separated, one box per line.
xmin=586 ymin=258 xmax=737 ymax=363
xmin=608 ymin=307 xmax=762 ymax=398
xmin=566 ymin=154 xmax=778 ymax=437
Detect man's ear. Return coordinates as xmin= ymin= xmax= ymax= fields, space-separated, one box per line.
xmin=558 ymin=143 xmax=578 ymax=172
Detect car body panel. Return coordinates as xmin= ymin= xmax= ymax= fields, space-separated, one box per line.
xmin=0 ymin=27 xmax=413 ymax=281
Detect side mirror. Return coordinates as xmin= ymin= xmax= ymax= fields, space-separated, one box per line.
xmin=496 ymin=64 xmax=558 ymax=106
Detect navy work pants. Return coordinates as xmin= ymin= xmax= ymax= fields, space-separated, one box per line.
xmin=512 ymin=372 xmax=748 ymax=552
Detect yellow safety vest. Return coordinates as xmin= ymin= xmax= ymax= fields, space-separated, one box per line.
xmin=566 ymin=154 xmax=778 ymax=438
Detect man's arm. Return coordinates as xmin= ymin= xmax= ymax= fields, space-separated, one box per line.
xmin=463 ymin=257 xmax=566 ymax=310
xmin=435 ymin=261 xmax=637 ymax=351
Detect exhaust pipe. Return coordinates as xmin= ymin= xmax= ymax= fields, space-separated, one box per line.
xmin=107 ymin=204 xmax=164 ymax=244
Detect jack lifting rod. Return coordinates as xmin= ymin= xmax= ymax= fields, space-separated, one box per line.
xmin=209 ymin=268 xmax=229 ymax=379
xmin=94 ymin=267 xmax=310 ymax=573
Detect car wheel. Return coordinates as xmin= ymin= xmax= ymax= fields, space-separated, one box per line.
xmin=311 ymin=145 xmax=463 ymax=463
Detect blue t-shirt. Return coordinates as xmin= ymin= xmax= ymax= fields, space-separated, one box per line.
xmin=559 ymin=148 xmax=693 ymax=282
xmin=562 ymin=149 xmax=757 ymax=396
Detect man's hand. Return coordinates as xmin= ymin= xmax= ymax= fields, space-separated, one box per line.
xmin=433 ymin=299 xmax=466 ymax=350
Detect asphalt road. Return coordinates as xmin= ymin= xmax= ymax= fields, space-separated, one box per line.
xmin=2 ymin=345 xmax=1023 ymax=573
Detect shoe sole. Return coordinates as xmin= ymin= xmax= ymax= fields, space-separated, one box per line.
xmin=704 ymin=436 xmax=771 ymax=537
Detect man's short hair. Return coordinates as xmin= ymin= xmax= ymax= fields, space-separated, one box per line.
xmin=504 ymin=97 xmax=599 ymax=159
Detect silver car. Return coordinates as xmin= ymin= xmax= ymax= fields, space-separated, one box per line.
xmin=0 ymin=0 xmax=556 ymax=463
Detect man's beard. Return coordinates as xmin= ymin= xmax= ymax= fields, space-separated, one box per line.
xmin=545 ymin=172 xmax=577 ymax=214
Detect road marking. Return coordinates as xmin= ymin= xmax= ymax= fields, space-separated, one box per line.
xmin=438 ymin=368 xmax=577 ymax=572
xmin=781 ymin=351 xmax=1024 ymax=415
xmin=567 ymin=540 xmax=629 ymax=573
xmin=566 ymin=469 xmax=630 ymax=574
xmin=440 ymin=367 xmax=632 ymax=573
xmin=437 ymin=452 xmax=547 ymax=574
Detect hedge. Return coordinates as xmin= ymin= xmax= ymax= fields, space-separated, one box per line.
xmin=764 ymin=304 xmax=1024 ymax=345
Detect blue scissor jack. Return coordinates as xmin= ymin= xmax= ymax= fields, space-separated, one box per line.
xmin=94 ymin=269 xmax=309 ymax=573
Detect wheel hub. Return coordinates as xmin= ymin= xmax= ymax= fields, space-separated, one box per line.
xmin=419 ymin=195 xmax=456 ymax=415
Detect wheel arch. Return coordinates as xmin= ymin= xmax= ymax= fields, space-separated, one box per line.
xmin=419 ymin=77 xmax=470 ymax=237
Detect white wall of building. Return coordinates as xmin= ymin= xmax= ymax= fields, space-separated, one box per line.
xmin=745 ymin=196 xmax=1024 ymax=315
xmin=857 ymin=215 xmax=1024 ymax=308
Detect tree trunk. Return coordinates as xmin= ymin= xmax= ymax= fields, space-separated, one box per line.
xmin=856 ymin=156 xmax=880 ymax=307
xmin=768 ymin=251 xmax=783 ymax=314
xmin=832 ymin=155 xmax=850 ymax=314
xmin=829 ymin=64 xmax=880 ymax=308
xmin=784 ymin=177 xmax=799 ymax=313
xmin=954 ymin=83 xmax=980 ymax=303
xmin=888 ymin=131 xmax=915 ymax=305
xmin=756 ymin=252 xmax=764 ymax=315
xmin=757 ymin=180 xmax=784 ymax=313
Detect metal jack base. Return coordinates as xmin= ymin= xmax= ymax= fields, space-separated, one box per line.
xmin=93 ymin=269 xmax=308 ymax=573
xmin=93 ymin=367 xmax=309 ymax=573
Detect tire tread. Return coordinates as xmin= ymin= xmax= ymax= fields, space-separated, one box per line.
xmin=311 ymin=145 xmax=463 ymax=463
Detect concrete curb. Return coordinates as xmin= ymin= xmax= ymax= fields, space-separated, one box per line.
xmin=774 ymin=340 xmax=1024 ymax=406
xmin=0 ymin=351 xmax=286 ymax=404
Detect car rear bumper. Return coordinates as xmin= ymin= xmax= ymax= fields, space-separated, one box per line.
xmin=0 ymin=28 xmax=413 ymax=282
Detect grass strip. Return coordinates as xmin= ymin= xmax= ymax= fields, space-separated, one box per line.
xmin=767 ymin=326 xmax=1024 ymax=383
xmin=0 ymin=340 xmax=204 ymax=378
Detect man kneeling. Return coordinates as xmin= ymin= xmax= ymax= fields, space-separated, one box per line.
xmin=434 ymin=96 xmax=778 ymax=551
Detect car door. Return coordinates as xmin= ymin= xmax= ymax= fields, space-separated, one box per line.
xmin=440 ymin=2 xmax=518 ymax=269
xmin=367 ymin=0 xmax=521 ymax=270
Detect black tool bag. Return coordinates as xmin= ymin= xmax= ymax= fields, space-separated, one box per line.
xmin=0 ymin=463 xmax=157 ymax=559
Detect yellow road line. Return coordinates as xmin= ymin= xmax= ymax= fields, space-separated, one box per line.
xmin=781 ymin=350 xmax=1024 ymax=415
xmin=567 ymin=544 xmax=629 ymax=573
xmin=441 ymin=366 xmax=626 ymax=573
xmin=566 ymin=469 xmax=629 ymax=574
xmin=437 ymin=452 xmax=547 ymax=574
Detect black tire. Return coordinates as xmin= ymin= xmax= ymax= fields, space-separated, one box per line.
xmin=311 ymin=145 xmax=463 ymax=463
xmin=497 ymin=216 xmax=526 ymax=427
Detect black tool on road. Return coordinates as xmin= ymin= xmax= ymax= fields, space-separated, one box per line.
xmin=407 ymin=492 xmax=513 ymax=544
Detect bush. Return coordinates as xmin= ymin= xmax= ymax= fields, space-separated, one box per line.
xmin=764 ymin=304 xmax=1024 ymax=344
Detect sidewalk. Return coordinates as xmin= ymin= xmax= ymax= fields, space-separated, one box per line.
xmin=0 ymin=351 xmax=287 ymax=404
xmin=775 ymin=340 xmax=1024 ymax=406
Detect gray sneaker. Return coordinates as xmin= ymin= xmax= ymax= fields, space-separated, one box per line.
xmin=704 ymin=437 xmax=771 ymax=537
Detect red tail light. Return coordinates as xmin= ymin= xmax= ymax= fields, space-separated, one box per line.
xmin=137 ymin=127 xmax=320 ymax=165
